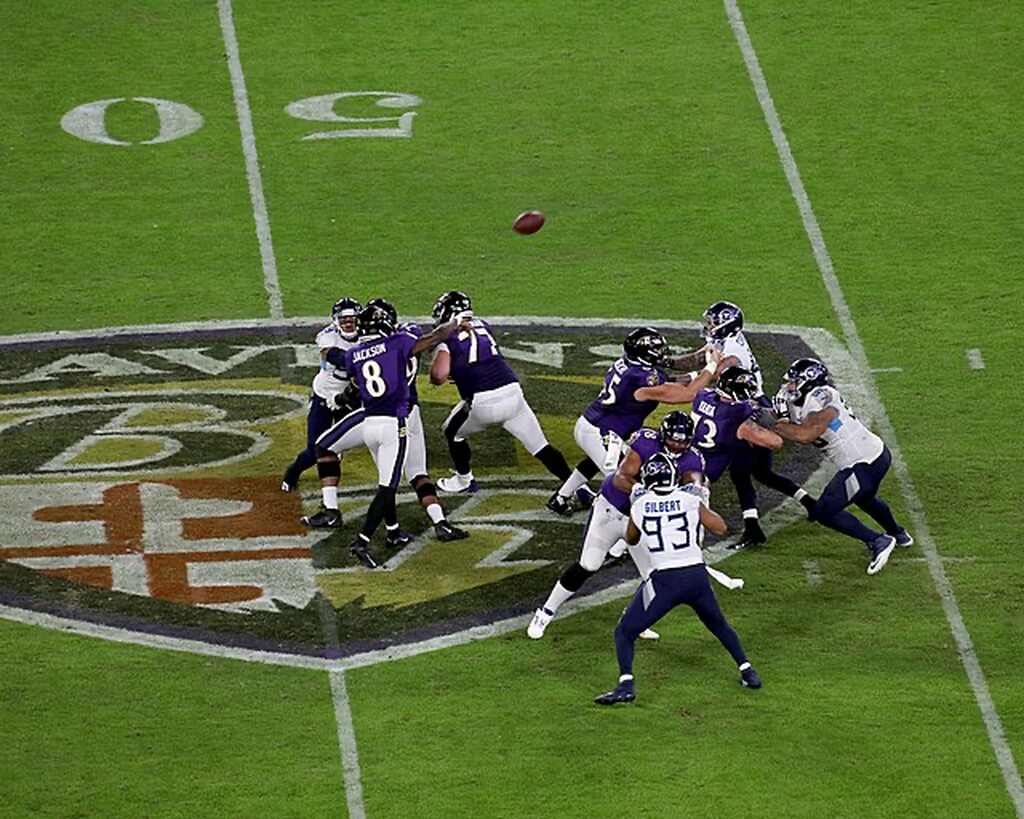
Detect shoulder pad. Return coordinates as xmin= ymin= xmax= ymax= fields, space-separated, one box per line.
xmin=811 ymin=386 xmax=833 ymax=403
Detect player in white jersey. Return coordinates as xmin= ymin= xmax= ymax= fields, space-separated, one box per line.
xmin=281 ymin=297 xmax=362 ymax=496
xmin=757 ymin=358 xmax=912 ymax=575
xmin=701 ymin=301 xmax=817 ymax=548
xmin=594 ymin=454 xmax=762 ymax=705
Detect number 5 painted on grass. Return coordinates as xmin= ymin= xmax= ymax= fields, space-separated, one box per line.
xmin=285 ymin=91 xmax=421 ymax=140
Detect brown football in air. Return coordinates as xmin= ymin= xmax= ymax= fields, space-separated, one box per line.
xmin=512 ymin=210 xmax=545 ymax=235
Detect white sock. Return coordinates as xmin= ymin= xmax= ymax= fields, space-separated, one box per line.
xmin=739 ymin=661 xmax=751 ymax=671
xmin=618 ymin=674 xmax=634 ymax=684
xmin=558 ymin=469 xmax=589 ymax=498
xmin=426 ymin=503 xmax=445 ymax=524
xmin=386 ymin=522 xmax=400 ymax=532
xmin=742 ymin=509 xmax=759 ymax=520
xmin=794 ymin=488 xmax=808 ymax=501
xmin=323 ymin=486 xmax=338 ymax=510
xmin=542 ymin=581 xmax=575 ymax=614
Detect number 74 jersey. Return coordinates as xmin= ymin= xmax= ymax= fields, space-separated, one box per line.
xmin=629 ymin=487 xmax=706 ymax=571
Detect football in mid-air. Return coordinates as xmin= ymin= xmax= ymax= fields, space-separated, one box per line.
xmin=512 ymin=210 xmax=545 ymax=235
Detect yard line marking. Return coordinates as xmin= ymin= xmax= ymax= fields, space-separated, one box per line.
xmin=726 ymin=2 xmax=1024 ymax=813
xmin=216 ymin=0 xmax=284 ymax=320
xmin=802 ymin=560 xmax=823 ymax=586
xmin=967 ymin=348 xmax=986 ymax=370
xmin=330 ymin=670 xmax=367 ymax=819
xmin=869 ymin=367 xmax=903 ymax=374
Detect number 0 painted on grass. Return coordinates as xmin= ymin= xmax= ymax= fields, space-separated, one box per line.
xmin=60 ymin=97 xmax=204 ymax=146
xmin=285 ymin=91 xmax=421 ymax=140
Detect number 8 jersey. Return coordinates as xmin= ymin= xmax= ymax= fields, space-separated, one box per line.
xmin=629 ymin=487 xmax=705 ymax=571
xmin=345 ymin=325 xmax=422 ymax=418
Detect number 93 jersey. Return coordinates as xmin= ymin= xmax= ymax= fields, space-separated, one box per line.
xmin=629 ymin=487 xmax=705 ymax=571
xmin=345 ymin=326 xmax=422 ymax=418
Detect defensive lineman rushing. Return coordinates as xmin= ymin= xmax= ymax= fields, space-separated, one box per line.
xmin=281 ymin=297 xmax=362 ymax=493
xmin=546 ymin=327 xmax=719 ymax=516
xmin=757 ymin=358 xmax=912 ymax=574
xmin=429 ymin=291 xmax=574 ymax=493
xmin=594 ymin=454 xmax=761 ymax=705
xmin=528 ymin=412 xmax=706 ymax=640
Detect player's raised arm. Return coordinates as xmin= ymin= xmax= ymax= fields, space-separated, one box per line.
xmin=413 ymin=318 xmax=457 ymax=356
xmin=634 ymin=349 xmax=723 ymax=404
xmin=772 ymin=407 xmax=838 ymax=444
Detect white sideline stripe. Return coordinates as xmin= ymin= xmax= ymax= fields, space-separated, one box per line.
xmin=967 ymin=348 xmax=986 ymax=370
xmin=216 ymin=0 xmax=284 ymax=320
xmin=726 ymin=2 xmax=1024 ymax=812
xmin=330 ymin=670 xmax=366 ymax=819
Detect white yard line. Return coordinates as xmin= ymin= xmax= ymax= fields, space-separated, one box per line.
xmin=967 ymin=348 xmax=986 ymax=370
xmin=330 ymin=670 xmax=367 ymax=819
xmin=802 ymin=560 xmax=823 ymax=587
xmin=725 ymin=2 xmax=1023 ymax=812
xmin=216 ymin=0 xmax=284 ymax=320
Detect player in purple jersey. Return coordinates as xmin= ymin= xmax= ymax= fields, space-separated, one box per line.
xmin=281 ymin=297 xmax=361 ymax=493
xmin=527 ymin=412 xmax=706 ymax=639
xmin=701 ymin=301 xmax=817 ymax=548
xmin=428 ymin=291 xmax=573 ymax=494
xmin=636 ymin=366 xmax=815 ymax=549
xmin=548 ymin=328 xmax=722 ymax=516
xmin=304 ymin=301 xmax=457 ymax=568
xmin=364 ymin=299 xmax=468 ymax=543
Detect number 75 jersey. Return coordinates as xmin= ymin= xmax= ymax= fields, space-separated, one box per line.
xmin=629 ymin=487 xmax=705 ymax=571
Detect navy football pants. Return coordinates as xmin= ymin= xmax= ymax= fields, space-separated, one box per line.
xmin=810 ymin=446 xmax=901 ymax=544
xmin=615 ymin=564 xmax=748 ymax=676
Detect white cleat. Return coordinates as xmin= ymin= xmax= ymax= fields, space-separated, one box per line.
xmin=437 ymin=473 xmax=478 ymax=494
xmin=867 ymin=535 xmax=896 ymax=575
xmin=639 ymin=628 xmax=660 ymax=640
xmin=527 ymin=607 xmax=553 ymax=639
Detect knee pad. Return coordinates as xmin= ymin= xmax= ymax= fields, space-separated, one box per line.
xmin=414 ymin=480 xmax=437 ymax=502
xmin=317 ymin=459 xmax=341 ymax=480
xmin=561 ymin=562 xmax=595 ymax=592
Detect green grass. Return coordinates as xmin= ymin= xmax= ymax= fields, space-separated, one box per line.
xmin=0 ymin=1 xmax=1021 ymax=817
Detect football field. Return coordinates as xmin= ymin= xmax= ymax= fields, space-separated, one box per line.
xmin=1 ymin=2 xmax=1021 ymax=817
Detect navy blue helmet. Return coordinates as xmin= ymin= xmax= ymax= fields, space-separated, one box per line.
xmin=702 ymin=301 xmax=744 ymax=341
xmin=432 ymin=291 xmax=473 ymax=324
xmin=716 ymin=366 xmax=760 ymax=402
xmin=641 ymin=452 xmax=678 ymax=494
xmin=784 ymin=358 xmax=831 ymax=406
xmin=357 ymin=302 xmax=397 ymax=339
xmin=331 ymin=297 xmax=362 ymax=340
xmin=659 ymin=411 xmax=695 ymax=451
xmin=623 ymin=327 xmax=669 ymax=368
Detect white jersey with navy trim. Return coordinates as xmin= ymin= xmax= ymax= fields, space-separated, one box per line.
xmin=708 ymin=331 xmax=763 ymax=396
xmin=312 ymin=324 xmax=356 ymax=404
xmin=794 ymin=385 xmax=883 ymax=469
xmin=629 ymin=487 xmax=705 ymax=571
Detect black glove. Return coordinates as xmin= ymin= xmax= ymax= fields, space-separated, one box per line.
xmin=752 ymin=406 xmax=778 ymax=429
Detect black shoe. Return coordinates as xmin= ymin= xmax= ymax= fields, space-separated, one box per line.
xmin=384 ymin=529 xmax=414 ymax=549
xmin=546 ymin=492 xmax=574 ymax=517
xmin=740 ymin=665 xmax=763 ymax=689
xmin=799 ymin=495 xmax=817 ymax=515
xmin=435 ymin=520 xmax=469 ymax=541
xmin=594 ymin=681 xmax=636 ymax=705
xmin=728 ymin=521 xmax=767 ymax=550
xmin=300 ymin=508 xmax=341 ymax=528
xmin=349 ymin=538 xmax=379 ymax=569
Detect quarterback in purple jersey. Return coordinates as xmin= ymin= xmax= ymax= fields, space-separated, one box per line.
xmin=305 ymin=301 xmax=456 ymax=568
xmin=548 ymin=328 xmax=722 ymax=516
xmin=428 ymin=291 xmax=573 ymax=494
xmin=528 ymin=412 xmax=705 ymax=640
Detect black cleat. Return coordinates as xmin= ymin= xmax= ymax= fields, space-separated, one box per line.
xmin=281 ymin=465 xmax=301 ymax=493
xmin=546 ymin=492 xmax=574 ymax=517
xmin=740 ymin=665 xmax=763 ymax=689
xmin=349 ymin=538 xmax=379 ymax=569
xmin=434 ymin=520 xmax=469 ymax=541
xmin=301 ymin=508 xmax=341 ymax=528
xmin=799 ymin=495 xmax=817 ymax=515
xmin=594 ymin=682 xmax=636 ymax=705
xmin=384 ymin=529 xmax=414 ymax=549
xmin=729 ymin=521 xmax=767 ymax=551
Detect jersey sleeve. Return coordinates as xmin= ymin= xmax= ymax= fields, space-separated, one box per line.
xmin=315 ymin=325 xmax=336 ymax=350
xmin=803 ymin=386 xmax=837 ymax=415
xmin=721 ymin=336 xmax=751 ymax=369
xmin=400 ymin=322 xmax=423 ymax=339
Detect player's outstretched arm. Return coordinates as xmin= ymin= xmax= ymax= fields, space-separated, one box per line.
xmin=698 ymin=504 xmax=728 ymax=536
xmin=412 ymin=319 xmax=457 ymax=356
xmin=611 ymin=448 xmax=643 ymax=494
xmin=429 ymin=348 xmax=450 ymax=385
xmin=738 ymin=419 xmax=783 ymax=450
xmin=625 ymin=519 xmax=641 ymax=546
xmin=773 ymin=407 xmax=837 ymax=444
xmin=634 ymin=349 xmax=723 ymax=404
